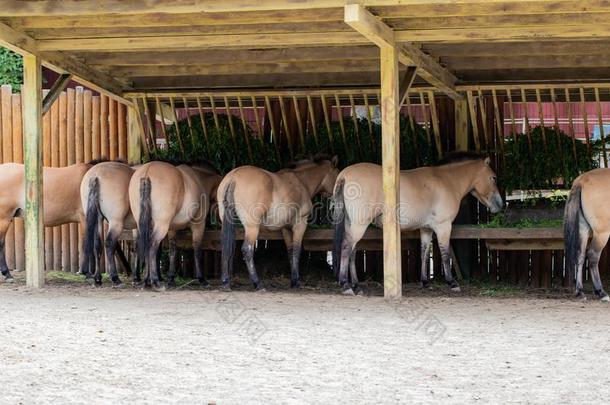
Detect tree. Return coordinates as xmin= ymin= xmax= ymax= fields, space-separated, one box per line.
xmin=0 ymin=48 xmax=23 ymax=89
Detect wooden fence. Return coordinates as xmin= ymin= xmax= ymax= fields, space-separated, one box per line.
xmin=0 ymin=84 xmax=128 ymax=273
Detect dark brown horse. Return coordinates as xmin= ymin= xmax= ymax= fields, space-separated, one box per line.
xmin=218 ymin=155 xmax=338 ymax=291
xmin=129 ymin=161 xmax=222 ymax=290
xmin=333 ymin=154 xmax=503 ymax=295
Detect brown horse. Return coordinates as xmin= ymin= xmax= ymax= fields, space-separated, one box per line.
xmin=80 ymin=160 xmax=137 ymax=286
xmin=565 ymin=168 xmax=610 ymax=301
xmin=218 ymin=155 xmax=339 ymax=291
xmin=129 ymin=160 xmax=222 ymax=290
xmin=0 ymin=162 xmax=90 ymax=281
xmin=333 ymin=153 xmax=503 ymax=295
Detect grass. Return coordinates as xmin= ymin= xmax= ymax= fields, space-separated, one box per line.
xmin=478 ymin=285 xmax=522 ymax=297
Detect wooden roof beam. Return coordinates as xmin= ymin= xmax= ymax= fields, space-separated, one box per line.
xmin=0 ymin=22 xmax=129 ymax=103
xmin=344 ymin=4 xmax=460 ymax=100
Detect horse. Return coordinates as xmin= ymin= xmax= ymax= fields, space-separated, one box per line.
xmin=564 ymin=168 xmax=610 ymax=301
xmin=79 ymin=160 xmax=137 ymax=286
xmin=218 ymin=155 xmax=339 ymax=291
xmin=332 ymin=153 xmax=504 ymax=295
xmin=0 ymin=162 xmax=91 ymax=281
xmin=129 ymin=160 xmax=222 ymax=290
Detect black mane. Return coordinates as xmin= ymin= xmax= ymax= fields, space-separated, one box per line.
xmin=87 ymin=157 xmax=127 ymax=166
xmin=286 ymin=153 xmax=333 ymax=169
xmin=435 ymin=151 xmax=486 ymax=166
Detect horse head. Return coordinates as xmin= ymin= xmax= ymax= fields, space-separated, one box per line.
xmin=470 ymin=157 xmax=504 ymax=213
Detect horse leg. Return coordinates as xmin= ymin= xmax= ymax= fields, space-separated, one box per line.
xmin=148 ymin=236 xmax=164 ymax=291
xmin=0 ymin=220 xmax=13 ymax=281
xmin=191 ymin=223 xmax=208 ymax=287
xmin=290 ymin=221 xmax=307 ymax=288
xmin=105 ymin=222 xmax=124 ymax=287
xmin=587 ymin=231 xmax=610 ymax=301
xmin=434 ymin=223 xmax=460 ymax=292
xmin=281 ymin=228 xmax=295 ymax=286
xmin=93 ymin=215 xmax=104 ymax=286
xmin=339 ymin=223 xmax=368 ymax=295
xmin=349 ymin=250 xmax=365 ymax=295
xmin=575 ymin=225 xmax=590 ymax=300
xmin=167 ymin=230 xmax=177 ymax=288
xmin=420 ymin=228 xmax=433 ymax=289
xmin=242 ymin=225 xmax=263 ymax=291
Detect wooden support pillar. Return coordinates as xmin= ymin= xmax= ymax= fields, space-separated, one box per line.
xmin=127 ymin=102 xmax=144 ymax=164
xmin=380 ymin=45 xmax=402 ymax=299
xmin=23 ymin=53 xmax=44 ymax=288
xmin=455 ymin=99 xmax=469 ymax=151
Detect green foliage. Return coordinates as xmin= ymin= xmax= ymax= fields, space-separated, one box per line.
xmin=0 ymin=48 xmax=23 ymax=89
xmin=501 ymin=126 xmax=597 ymax=192
xmin=481 ymin=212 xmax=563 ymax=229
xmin=152 ymin=112 xmax=280 ymax=174
xmin=153 ymin=111 xmax=433 ymax=173
xmin=305 ymin=116 xmax=434 ymax=169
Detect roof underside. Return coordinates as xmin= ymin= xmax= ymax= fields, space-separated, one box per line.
xmin=1 ymin=1 xmax=609 ymax=96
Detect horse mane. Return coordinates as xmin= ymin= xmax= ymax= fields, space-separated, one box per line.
xmin=87 ymin=157 xmax=127 ymax=166
xmin=435 ymin=151 xmax=486 ymax=166
xmin=285 ymin=153 xmax=333 ymax=169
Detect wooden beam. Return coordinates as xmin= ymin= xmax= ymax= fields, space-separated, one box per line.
xmin=454 ymin=99 xmax=469 ymax=151
xmin=109 ymin=60 xmax=381 ymax=77
xmin=37 ymin=32 xmax=368 ymax=51
xmin=399 ymin=66 xmax=417 ymax=106
xmin=128 ymin=101 xmax=146 ymax=164
xmin=0 ymin=21 xmax=129 ymax=102
xmin=42 ymin=73 xmax=71 ymax=114
xmin=81 ymin=46 xmax=378 ymax=66
xmin=380 ymin=44 xmax=402 ymax=299
xmin=444 ymin=54 xmax=610 ymax=70
xmin=22 ymin=53 xmax=44 ymax=288
xmin=344 ymin=4 xmax=459 ymax=100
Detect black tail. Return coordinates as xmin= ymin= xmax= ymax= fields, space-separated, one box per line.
xmin=332 ymin=179 xmax=346 ymax=277
xmin=564 ymin=184 xmax=585 ymax=285
xmin=221 ymin=182 xmax=236 ymax=284
xmin=137 ymin=177 xmax=152 ymax=265
xmin=80 ymin=177 xmax=100 ymax=276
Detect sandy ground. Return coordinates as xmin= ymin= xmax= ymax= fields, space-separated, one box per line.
xmin=1 ymin=275 xmax=609 ymax=405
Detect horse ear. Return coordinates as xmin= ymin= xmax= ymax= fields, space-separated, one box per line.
xmin=484 ymin=157 xmax=491 ymax=166
xmin=331 ymin=155 xmax=339 ymax=167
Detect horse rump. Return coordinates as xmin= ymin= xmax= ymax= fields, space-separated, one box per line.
xmin=221 ymin=181 xmax=236 ymax=287
xmin=332 ymin=179 xmax=346 ymax=277
xmin=80 ymin=176 xmax=100 ymax=276
xmin=137 ymin=177 xmax=152 ymax=265
xmin=564 ymin=183 xmax=585 ymax=283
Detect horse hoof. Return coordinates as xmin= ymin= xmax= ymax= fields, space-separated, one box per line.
xmin=290 ymin=281 xmax=300 ymax=289
xmin=199 ymin=279 xmax=210 ymax=288
xmin=421 ymin=280 xmax=431 ymax=289
xmin=220 ymin=285 xmax=232 ymax=292
xmin=112 ymin=282 xmax=127 ymax=289
xmin=152 ymin=284 xmax=166 ymax=292
xmin=355 ymin=287 xmax=366 ymax=296
xmin=576 ymin=291 xmax=587 ymax=301
xmin=601 ymin=295 xmax=610 ymax=302
xmin=450 ymin=286 xmax=461 ymax=292
xmin=342 ymin=287 xmax=355 ymax=296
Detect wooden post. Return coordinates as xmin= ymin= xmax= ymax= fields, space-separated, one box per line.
xmin=380 ymin=45 xmax=402 ymax=299
xmin=22 ymin=53 xmax=44 ymax=288
xmin=127 ymin=104 xmax=143 ymax=165
xmin=455 ymin=99 xmax=469 ymax=151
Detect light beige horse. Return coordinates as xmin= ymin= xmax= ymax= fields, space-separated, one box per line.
xmin=565 ymin=168 xmax=610 ymax=301
xmin=0 ymin=162 xmax=90 ymax=281
xmin=129 ymin=160 xmax=222 ymax=290
xmin=218 ymin=155 xmax=339 ymax=291
xmin=80 ymin=160 xmax=136 ymax=286
xmin=333 ymin=153 xmax=503 ymax=295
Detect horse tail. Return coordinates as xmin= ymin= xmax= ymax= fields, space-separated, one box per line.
xmin=137 ymin=177 xmax=152 ymax=264
xmin=221 ymin=181 xmax=237 ymax=284
xmin=565 ymin=183 xmax=586 ymax=282
xmin=80 ymin=176 xmax=100 ymax=276
xmin=332 ymin=179 xmax=346 ymax=276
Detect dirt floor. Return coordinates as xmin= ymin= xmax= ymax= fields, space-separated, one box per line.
xmin=1 ymin=272 xmax=609 ymax=404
